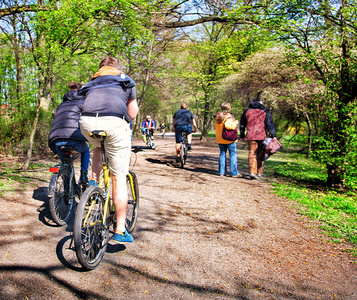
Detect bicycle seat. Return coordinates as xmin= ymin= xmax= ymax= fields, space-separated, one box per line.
xmin=89 ymin=130 xmax=107 ymax=141
xmin=59 ymin=145 xmax=76 ymax=152
xmin=59 ymin=146 xmax=78 ymax=156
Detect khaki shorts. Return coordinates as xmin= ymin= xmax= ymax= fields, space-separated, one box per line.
xmin=80 ymin=116 xmax=131 ymax=176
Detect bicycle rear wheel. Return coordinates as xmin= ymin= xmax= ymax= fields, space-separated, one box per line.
xmin=49 ymin=166 xmax=74 ymax=226
xmin=180 ymin=143 xmax=187 ymax=168
xmin=126 ymin=171 xmax=139 ymax=233
xmin=73 ymin=186 xmax=108 ymax=270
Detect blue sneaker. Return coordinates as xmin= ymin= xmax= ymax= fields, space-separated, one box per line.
xmin=113 ymin=230 xmax=134 ymax=243
xmin=88 ymin=179 xmax=98 ymax=186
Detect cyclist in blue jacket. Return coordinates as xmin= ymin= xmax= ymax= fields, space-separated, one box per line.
xmin=141 ymin=115 xmax=155 ymax=142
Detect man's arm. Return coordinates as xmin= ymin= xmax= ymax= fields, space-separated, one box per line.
xmin=192 ymin=118 xmax=198 ymax=132
xmin=127 ymin=98 xmax=138 ymax=120
xmin=172 ymin=118 xmax=175 ymax=131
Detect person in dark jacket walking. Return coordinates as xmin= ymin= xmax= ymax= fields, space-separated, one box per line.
xmin=48 ymin=82 xmax=90 ymax=184
xmin=240 ymin=98 xmax=276 ymax=180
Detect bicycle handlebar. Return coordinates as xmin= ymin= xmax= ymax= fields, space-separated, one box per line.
xmin=131 ymin=145 xmax=156 ymax=152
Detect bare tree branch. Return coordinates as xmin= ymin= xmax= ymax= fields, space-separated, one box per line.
xmin=0 ymin=4 xmax=49 ymax=18
xmin=154 ymin=16 xmax=257 ymax=28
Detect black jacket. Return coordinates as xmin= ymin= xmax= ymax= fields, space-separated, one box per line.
xmin=48 ymin=97 xmax=87 ymax=147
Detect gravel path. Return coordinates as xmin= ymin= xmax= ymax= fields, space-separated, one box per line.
xmin=0 ymin=134 xmax=356 ymax=299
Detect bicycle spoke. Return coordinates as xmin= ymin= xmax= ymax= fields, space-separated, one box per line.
xmin=74 ymin=186 xmax=108 ymax=270
xmin=50 ymin=167 xmax=74 ymax=226
xmin=126 ymin=172 xmax=139 ymax=233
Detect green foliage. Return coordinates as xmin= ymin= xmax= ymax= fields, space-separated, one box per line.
xmin=0 ymin=108 xmax=52 ymax=155
xmin=310 ymin=100 xmax=357 ymax=189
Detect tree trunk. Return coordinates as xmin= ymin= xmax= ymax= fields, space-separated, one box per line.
xmin=23 ymin=102 xmax=40 ymax=170
xmin=303 ymin=112 xmax=312 ymax=159
xmin=23 ymin=79 xmax=48 ymax=170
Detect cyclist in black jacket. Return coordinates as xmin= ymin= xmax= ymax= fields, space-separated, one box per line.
xmin=48 ymin=82 xmax=90 ymax=184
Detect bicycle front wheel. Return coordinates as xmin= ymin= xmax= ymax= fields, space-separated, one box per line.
xmin=73 ymin=186 xmax=108 ymax=270
xmin=49 ymin=166 xmax=74 ymax=226
xmin=126 ymin=172 xmax=139 ymax=233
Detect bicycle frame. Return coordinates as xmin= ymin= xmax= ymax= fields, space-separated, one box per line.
xmin=182 ymin=131 xmax=188 ymax=147
xmin=178 ymin=131 xmax=189 ymax=168
xmin=48 ymin=157 xmax=76 ymax=198
xmin=82 ymin=136 xmax=137 ymax=231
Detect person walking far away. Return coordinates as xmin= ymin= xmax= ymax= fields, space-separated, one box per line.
xmin=214 ymin=103 xmax=242 ymax=178
xmin=172 ymin=103 xmax=198 ymax=163
xmin=48 ymin=81 xmax=90 ymax=184
xmin=78 ymin=56 xmax=139 ymax=243
xmin=141 ymin=115 xmax=155 ymax=142
xmin=239 ymin=97 xmax=276 ymax=180
xmin=160 ymin=121 xmax=166 ymax=138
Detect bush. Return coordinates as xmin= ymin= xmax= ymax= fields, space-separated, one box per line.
xmin=0 ymin=108 xmax=53 ymax=156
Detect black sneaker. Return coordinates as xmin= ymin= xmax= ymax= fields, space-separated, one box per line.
xmin=79 ymin=170 xmax=88 ymax=184
xmin=187 ymin=144 xmax=192 ymax=152
xmin=176 ymin=157 xmax=181 ymax=163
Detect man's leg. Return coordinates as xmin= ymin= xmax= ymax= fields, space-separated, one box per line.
xmin=112 ymin=174 xmax=133 ymax=243
xmin=187 ymin=133 xmax=193 ymax=144
xmin=175 ymin=143 xmax=180 ymax=156
xmin=175 ymin=126 xmax=182 ymax=161
xmin=186 ymin=125 xmax=193 ymax=151
xmin=256 ymin=140 xmax=264 ymax=175
xmin=218 ymin=144 xmax=227 ymax=176
xmin=247 ymin=140 xmax=259 ymax=179
xmin=227 ymin=142 xmax=239 ymax=176
xmin=90 ymin=147 xmax=101 ymax=183
xmin=111 ymin=174 xmax=127 ymax=232
xmin=67 ymin=139 xmax=90 ymax=184
xmin=150 ymin=128 xmax=154 ymax=139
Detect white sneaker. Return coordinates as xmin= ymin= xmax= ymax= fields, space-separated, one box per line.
xmin=250 ymin=173 xmax=259 ymax=180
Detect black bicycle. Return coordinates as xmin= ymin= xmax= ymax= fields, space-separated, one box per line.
xmin=179 ymin=131 xmax=188 ymax=168
xmin=48 ymin=146 xmax=86 ymax=226
xmin=142 ymin=128 xmax=156 ymax=150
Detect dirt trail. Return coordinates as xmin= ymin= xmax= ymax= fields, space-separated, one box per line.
xmin=0 ymin=134 xmax=356 ymax=299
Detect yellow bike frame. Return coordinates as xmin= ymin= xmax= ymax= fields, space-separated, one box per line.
xmin=83 ymin=134 xmax=136 ymax=229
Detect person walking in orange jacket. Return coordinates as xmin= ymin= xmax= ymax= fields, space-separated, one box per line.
xmin=215 ymin=103 xmax=242 ymax=177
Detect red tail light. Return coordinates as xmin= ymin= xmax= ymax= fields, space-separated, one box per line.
xmin=49 ymin=167 xmax=59 ymax=173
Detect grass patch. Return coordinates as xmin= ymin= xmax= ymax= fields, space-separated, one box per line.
xmin=273 ymin=184 xmax=357 ymax=246
xmin=0 ymin=180 xmax=14 ymax=195
xmin=256 ymin=137 xmax=357 ymax=255
xmin=0 ymin=160 xmax=52 ymax=194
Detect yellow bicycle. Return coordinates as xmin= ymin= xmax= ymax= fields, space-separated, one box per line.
xmin=73 ymin=130 xmax=142 ymax=270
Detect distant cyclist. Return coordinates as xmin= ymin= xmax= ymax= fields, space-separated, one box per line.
xmin=141 ymin=115 xmax=155 ymax=142
xmin=172 ymin=103 xmax=197 ymax=163
xmin=160 ymin=122 xmax=166 ymax=138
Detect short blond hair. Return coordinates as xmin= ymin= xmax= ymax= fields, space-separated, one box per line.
xmin=99 ymin=57 xmax=120 ymax=70
xmin=180 ymin=103 xmax=188 ymax=109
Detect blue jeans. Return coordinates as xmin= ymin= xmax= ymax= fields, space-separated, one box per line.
xmin=218 ymin=142 xmax=238 ymax=176
xmin=175 ymin=124 xmax=192 ymax=143
xmin=51 ymin=139 xmax=90 ymax=171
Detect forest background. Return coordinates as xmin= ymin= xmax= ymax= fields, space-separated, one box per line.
xmin=0 ymin=0 xmax=357 ymax=191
